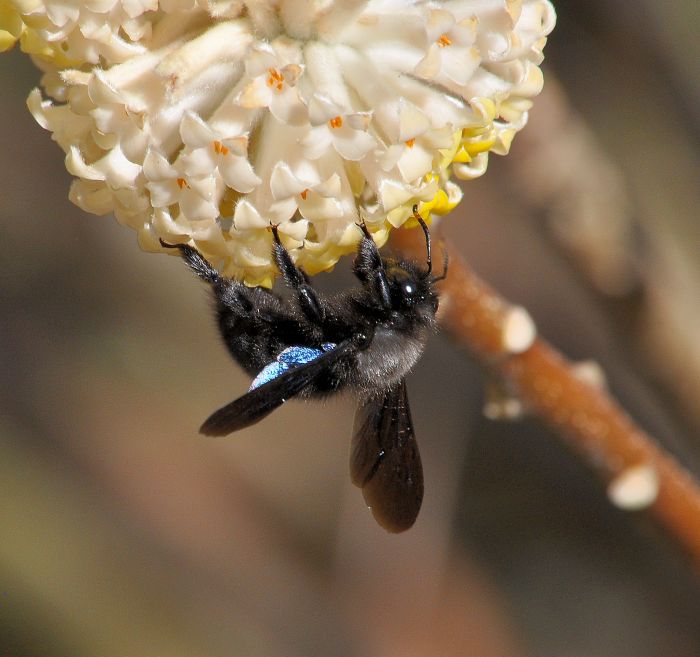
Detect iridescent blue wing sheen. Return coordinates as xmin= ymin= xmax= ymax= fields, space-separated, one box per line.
xmin=200 ymin=340 xmax=350 ymax=437
xmin=249 ymin=343 xmax=336 ymax=390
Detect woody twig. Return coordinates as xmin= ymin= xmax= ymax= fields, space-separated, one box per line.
xmin=393 ymin=229 xmax=700 ymax=564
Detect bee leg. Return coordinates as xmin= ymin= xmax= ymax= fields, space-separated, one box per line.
xmin=353 ymin=223 xmax=391 ymax=309
xmin=160 ymin=239 xmax=219 ymax=283
xmin=270 ymin=225 xmax=326 ymax=324
xmin=161 ymin=239 xmax=259 ymax=314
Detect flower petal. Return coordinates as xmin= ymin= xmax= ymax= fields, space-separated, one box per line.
xmin=17 ymin=0 xmax=555 ymax=283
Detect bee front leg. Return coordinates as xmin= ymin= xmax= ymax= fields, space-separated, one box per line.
xmin=270 ymin=225 xmax=326 ymax=324
xmin=352 ymin=223 xmax=391 ymax=310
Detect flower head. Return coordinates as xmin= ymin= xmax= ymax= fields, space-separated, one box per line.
xmin=5 ymin=0 xmax=555 ymax=285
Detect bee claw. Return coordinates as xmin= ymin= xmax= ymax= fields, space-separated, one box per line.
xmin=269 ymin=222 xmax=282 ymax=246
xmin=355 ymin=220 xmax=373 ymax=241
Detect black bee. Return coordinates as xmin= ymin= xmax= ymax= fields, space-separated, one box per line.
xmin=161 ymin=206 xmax=446 ymax=532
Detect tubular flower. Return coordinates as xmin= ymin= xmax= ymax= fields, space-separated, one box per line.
xmin=7 ymin=0 xmax=555 ymax=285
xmin=0 ymin=0 xmax=22 ymax=52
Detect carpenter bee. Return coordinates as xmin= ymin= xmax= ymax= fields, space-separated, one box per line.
xmin=161 ymin=206 xmax=446 ymax=532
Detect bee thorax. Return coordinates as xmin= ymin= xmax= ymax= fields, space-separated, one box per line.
xmin=354 ymin=327 xmax=426 ymax=388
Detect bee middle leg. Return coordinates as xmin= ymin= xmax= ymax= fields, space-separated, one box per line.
xmin=271 ymin=225 xmax=326 ymax=324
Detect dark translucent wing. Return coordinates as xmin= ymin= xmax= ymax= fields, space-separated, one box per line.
xmin=350 ymin=379 xmax=423 ymax=532
xmin=201 ymin=340 xmax=353 ymax=437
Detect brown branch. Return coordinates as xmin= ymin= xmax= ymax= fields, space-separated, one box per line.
xmin=392 ymin=229 xmax=700 ymax=564
xmin=507 ymin=78 xmax=700 ymax=433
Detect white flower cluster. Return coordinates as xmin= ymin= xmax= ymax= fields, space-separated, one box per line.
xmin=5 ymin=0 xmax=555 ymax=285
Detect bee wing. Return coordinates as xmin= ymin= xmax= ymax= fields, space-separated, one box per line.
xmin=350 ymin=379 xmax=424 ymax=532
xmin=200 ymin=340 xmax=354 ymax=437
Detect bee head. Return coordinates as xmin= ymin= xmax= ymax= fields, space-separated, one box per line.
xmin=384 ymin=205 xmax=447 ymax=317
xmin=386 ymin=263 xmax=439 ymax=315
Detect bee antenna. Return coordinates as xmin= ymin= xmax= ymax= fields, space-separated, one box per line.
xmin=431 ymin=247 xmax=449 ymax=283
xmin=412 ymin=204 xmax=432 ymax=276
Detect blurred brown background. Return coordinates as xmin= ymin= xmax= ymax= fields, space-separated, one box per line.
xmin=2 ymin=2 xmax=700 ymax=655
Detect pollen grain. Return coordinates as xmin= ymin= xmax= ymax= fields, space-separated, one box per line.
xmin=267 ymin=68 xmax=285 ymax=91
xmin=213 ymin=140 xmax=229 ymax=156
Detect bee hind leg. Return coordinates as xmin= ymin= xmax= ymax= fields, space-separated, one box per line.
xmin=160 ymin=239 xmax=219 ymax=284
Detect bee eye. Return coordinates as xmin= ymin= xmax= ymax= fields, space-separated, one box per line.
xmin=403 ymin=283 xmax=414 ymax=296
xmin=431 ymin=296 xmax=439 ymax=313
